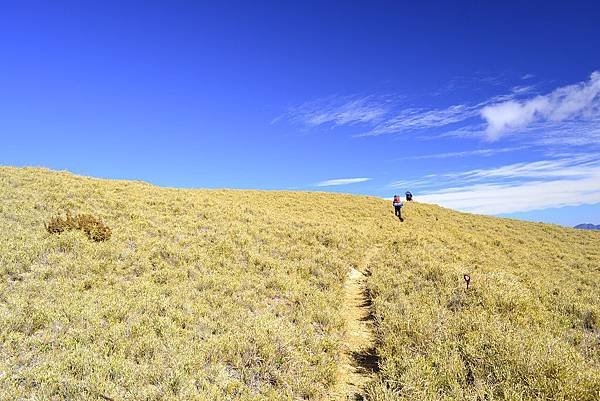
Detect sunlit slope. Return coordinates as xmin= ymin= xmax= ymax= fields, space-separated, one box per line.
xmin=365 ymin=199 xmax=600 ymax=400
xmin=1 ymin=167 xmax=599 ymax=401
xmin=0 ymin=166 xmax=390 ymax=401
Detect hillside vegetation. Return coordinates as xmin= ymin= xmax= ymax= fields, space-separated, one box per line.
xmin=1 ymin=167 xmax=599 ymax=401
xmin=365 ymin=206 xmax=600 ymax=400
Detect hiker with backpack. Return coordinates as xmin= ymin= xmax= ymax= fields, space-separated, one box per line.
xmin=405 ymin=191 xmax=413 ymax=201
xmin=393 ymin=194 xmax=404 ymax=221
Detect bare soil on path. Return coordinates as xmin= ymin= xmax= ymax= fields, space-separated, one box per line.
xmin=335 ymin=247 xmax=379 ymax=400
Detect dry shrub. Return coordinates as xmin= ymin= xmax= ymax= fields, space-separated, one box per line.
xmin=45 ymin=212 xmax=77 ymax=233
xmin=76 ymin=213 xmax=112 ymax=242
xmin=45 ymin=211 xmax=111 ymax=241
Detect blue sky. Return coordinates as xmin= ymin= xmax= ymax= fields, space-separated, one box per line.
xmin=2 ymin=1 xmax=600 ymax=226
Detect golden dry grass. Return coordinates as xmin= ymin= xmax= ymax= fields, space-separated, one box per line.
xmin=1 ymin=166 xmax=599 ymax=400
xmin=0 ymin=167 xmax=384 ymax=400
xmin=365 ymin=204 xmax=600 ymax=400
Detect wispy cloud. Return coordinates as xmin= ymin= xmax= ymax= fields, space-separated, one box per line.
xmin=481 ymin=71 xmax=600 ymax=140
xmin=390 ymin=146 xmax=527 ymax=161
xmin=358 ymin=93 xmax=523 ymax=137
xmin=432 ymin=73 xmax=509 ymax=97
xmin=394 ymin=155 xmax=600 ymax=214
xmin=511 ymin=85 xmax=534 ymax=95
xmin=273 ymin=95 xmax=390 ymax=128
xmin=360 ymin=104 xmax=482 ymax=136
xmin=441 ymin=155 xmax=599 ymax=181
xmin=534 ymin=119 xmax=600 ymax=146
xmin=274 ymin=80 xmax=531 ymax=138
xmin=276 ymin=93 xmax=498 ymax=137
xmin=522 ymin=73 xmax=535 ymax=80
xmin=276 ymin=71 xmax=600 ymax=151
xmin=389 ymin=178 xmax=435 ymax=190
xmin=316 ymin=177 xmax=371 ymax=187
xmin=419 ymin=178 xmax=600 ymax=214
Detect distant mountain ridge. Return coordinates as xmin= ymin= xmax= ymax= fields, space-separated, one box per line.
xmin=574 ymin=223 xmax=600 ymax=230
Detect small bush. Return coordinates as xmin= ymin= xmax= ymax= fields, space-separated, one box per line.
xmin=45 ymin=212 xmax=111 ymax=241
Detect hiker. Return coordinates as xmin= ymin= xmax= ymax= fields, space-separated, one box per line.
xmin=405 ymin=191 xmax=413 ymax=201
xmin=393 ymin=194 xmax=404 ymax=221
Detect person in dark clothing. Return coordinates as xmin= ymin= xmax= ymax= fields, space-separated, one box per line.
xmin=405 ymin=191 xmax=413 ymax=201
xmin=393 ymin=194 xmax=404 ymax=221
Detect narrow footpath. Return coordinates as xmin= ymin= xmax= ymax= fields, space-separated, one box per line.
xmin=337 ymin=248 xmax=379 ymax=400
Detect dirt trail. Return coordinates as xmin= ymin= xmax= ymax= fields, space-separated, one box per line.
xmin=336 ymin=247 xmax=379 ymax=400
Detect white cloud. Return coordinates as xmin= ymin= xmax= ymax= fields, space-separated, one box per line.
xmin=394 ymin=155 xmax=600 ymax=214
xmin=481 ymin=100 xmax=545 ymax=139
xmin=316 ymin=177 xmax=371 ymax=187
xmin=481 ymin=71 xmax=600 ymax=140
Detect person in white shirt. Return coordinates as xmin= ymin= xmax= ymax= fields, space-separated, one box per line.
xmin=392 ymin=194 xmax=404 ymax=221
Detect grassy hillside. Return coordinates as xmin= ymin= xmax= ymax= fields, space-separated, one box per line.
xmin=365 ymin=207 xmax=600 ymax=400
xmin=1 ymin=167 xmax=599 ymax=400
